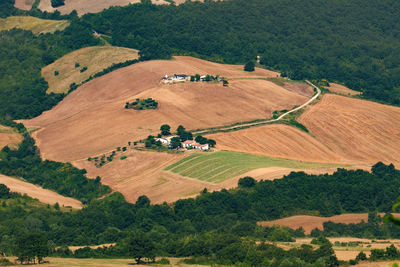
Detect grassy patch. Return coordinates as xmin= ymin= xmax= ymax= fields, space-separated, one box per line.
xmin=42 ymin=46 xmax=138 ymax=94
xmin=166 ymin=151 xmax=339 ymax=183
xmin=0 ymin=16 xmax=69 ymax=35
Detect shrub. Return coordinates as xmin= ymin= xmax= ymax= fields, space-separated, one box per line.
xmin=54 ymin=70 xmax=59 ymax=76
xmin=80 ymin=66 xmax=88 ymax=73
xmin=120 ymin=156 xmax=127 ymax=160
xmin=51 ymin=0 xmax=65 ymax=7
xmin=244 ymin=61 xmax=255 ymax=72
xmin=238 ymin=177 xmax=256 ymax=188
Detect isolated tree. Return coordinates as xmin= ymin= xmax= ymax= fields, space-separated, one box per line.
xmin=195 ymin=135 xmax=208 ymax=144
xmin=51 ymin=0 xmax=65 ymax=8
xmin=244 ymin=61 xmax=255 ymax=72
xmin=207 ymin=139 xmax=216 ymax=147
xmin=126 ymin=231 xmax=155 ymax=264
xmin=177 ymin=125 xmax=186 ymax=136
xmin=160 ymin=124 xmax=171 ymax=136
xmin=170 ymin=137 xmax=181 ymax=149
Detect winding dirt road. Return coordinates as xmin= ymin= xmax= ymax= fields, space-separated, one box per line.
xmin=193 ymin=79 xmax=321 ymax=134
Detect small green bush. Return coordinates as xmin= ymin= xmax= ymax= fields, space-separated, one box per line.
xmin=120 ymin=156 xmax=127 ymax=160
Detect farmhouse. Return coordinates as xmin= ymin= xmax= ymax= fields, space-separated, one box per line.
xmin=155 ymin=138 xmax=169 ymax=145
xmin=182 ymin=140 xmax=209 ymax=150
xmin=162 ymin=74 xmax=188 ymax=83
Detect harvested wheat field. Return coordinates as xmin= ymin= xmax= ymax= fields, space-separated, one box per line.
xmin=25 ymin=57 xmax=290 ymax=162
xmin=74 ymin=149 xmax=341 ymax=203
xmin=42 ymin=46 xmax=139 ymax=94
xmin=299 ymin=94 xmax=400 ymax=166
xmin=0 ymin=125 xmax=22 ymax=150
xmin=14 ymin=0 xmax=34 ymax=10
xmin=38 ymin=0 xmax=169 ymax=16
xmin=0 ymin=16 xmax=70 ymax=34
xmin=328 ymin=83 xmax=361 ymax=96
xmin=0 ymin=174 xmax=82 ymax=209
xmin=258 ymin=214 xmax=396 ymax=234
xmin=207 ymin=124 xmax=344 ymax=164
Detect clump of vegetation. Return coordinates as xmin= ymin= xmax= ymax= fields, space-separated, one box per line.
xmin=244 ymin=61 xmax=255 ymax=72
xmin=120 ymin=155 xmax=127 ymax=160
xmin=194 ymin=135 xmax=216 ymax=147
xmin=176 ymin=125 xmax=193 ymax=141
xmin=51 ymin=0 xmax=65 ymax=7
xmin=125 ymin=98 xmax=158 ymax=110
xmin=75 ymin=62 xmax=80 ymax=68
xmin=189 ymin=74 xmax=222 ymax=82
xmin=54 ymin=70 xmax=59 ymax=76
xmin=80 ymin=66 xmax=88 ymax=73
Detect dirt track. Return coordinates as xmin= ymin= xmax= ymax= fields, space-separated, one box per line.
xmin=0 ymin=174 xmax=82 ymax=209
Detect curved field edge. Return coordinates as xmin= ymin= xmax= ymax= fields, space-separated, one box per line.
xmin=0 ymin=174 xmax=82 ymax=209
xmin=165 ymin=151 xmax=343 ymax=183
xmin=42 ymin=46 xmax=139 ymax=94
xmin=0 ymin=16 xmax=70 ymax=35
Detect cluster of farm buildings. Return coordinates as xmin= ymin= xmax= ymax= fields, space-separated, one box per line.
xmin=155 ymin=137 xmax=209 ymax=150
xmin=161 ymin=74 xmax=225 ymax=84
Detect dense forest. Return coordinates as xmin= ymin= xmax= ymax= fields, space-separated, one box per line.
xmin=82 ymin=0 xmax=400 ymax=105
xmin=0 ymin=163 xmax=400 ymax=264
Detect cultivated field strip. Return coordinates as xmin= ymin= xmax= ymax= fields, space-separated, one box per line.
xmin=165 ymin=151 xmax=339 ymax=183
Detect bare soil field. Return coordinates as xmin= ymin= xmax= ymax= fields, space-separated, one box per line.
xmin=24 ymin=56 xmax=290 ymax=162
xmin=38 ymin=0 xmax=169 ymax=16
xmin=74 ymin=149 xmax=339 ymax=203
xmin=42 ymin=46 xmax=139 ymax=94
xmin=329 ymin=83 xmax=361 ymax=96
xmin=207 ymin=124 xmax=344 ymax=164
xmin=0 ymin=16 xmax=70 ymax=35
xmin=0 ymin=174 xmax=82 ymax=209
xmin=14 ymin=0 xmax=34 ymax=10
xmin=259 ymin=214 xmax=378 ymax=234
xmin=299 ymin=94 xmax=400 ymax=167
xmin=0 ymin=125 xmax=22 ymax=150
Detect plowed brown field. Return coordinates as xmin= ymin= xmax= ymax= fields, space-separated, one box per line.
xmin=0 ymin=174 xmax=82 ymax=209
xmin=0 ymin=125 xmax=22 ymax=150
xmin=299 ymin=94 xmax=400 ymax=166
xmin=73 ymin=150 xmax=336 ymax=203
xmin=14 ymin=0 xmax=34 ymax=10
xmin=24 ymin=56 xmax=292 ymax=162
xmin=207 ymin=124 xmax=343 ymax=163
xmin=328 ymin=83 xmax=361 ymax=96
xmin=258 ymin=213 xmax=400 ymax=234
xmin=38 ymin=0 xmax=169 ymax=16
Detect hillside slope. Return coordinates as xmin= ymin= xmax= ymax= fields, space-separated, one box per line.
xmin=0 ymin=16 xmax=70 ymax=34
xmin=299 ymin=94 xmax=400 ymax=166
xmin=0 ymin=125 xmax=22 ymax=150
xmin=0 ymin=174 xmax=82 ymax=209
xmin=42 ymin=46 xmax=139 ymax=94
xmin=24 ymin=56 xmax=294 ymax=162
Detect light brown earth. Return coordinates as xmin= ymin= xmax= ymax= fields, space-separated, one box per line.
xmin=0 ymin=125 xmax=22 ymax=150
xmin=14 ymin=0 xmax=34 ymax=10
xmin=24 ymin=56 xmax=288 ymax=163
xmin=328 ymin=83 xmax=361 ymax=96
xmin=67 ymin=243 xmax=116 ymax=252
xmin=207 ymin=124 xmax=344 ymax=164
xmin=42 ymin=46 xmax=139 ymax=94
xmin=74 ymin=147 xmax=342 ymax=204
xmin=38 ymin=0 xmax=169 ymax=16
xmin=258 ymin=214 xmax=398 ymax=234
xmin=0 ymin=174 xmax=82 ymax=209
xmin=299 ymin=94 xmax=400 ymax=167
xmin=210 ymin=93 xmax=400 ymax=167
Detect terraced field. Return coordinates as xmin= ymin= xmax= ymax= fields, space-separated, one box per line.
xmin=165 ymin=151 xmax=338 ymax=183
xmin=0 ymin=16 xmax=70 ymax=35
